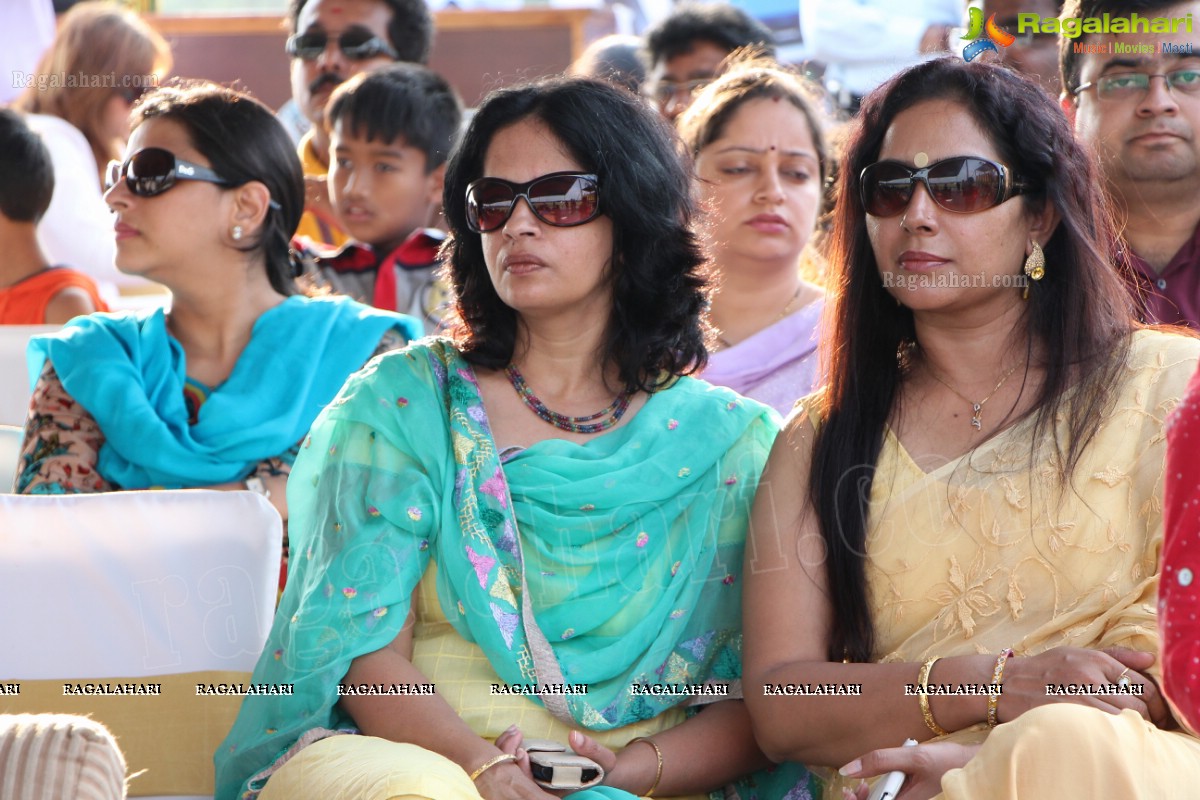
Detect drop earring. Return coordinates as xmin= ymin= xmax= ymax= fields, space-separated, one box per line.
xmin=1022 ymin=240 xmax=1044 ymax=299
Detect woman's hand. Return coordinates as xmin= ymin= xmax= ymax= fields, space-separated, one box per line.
xmin=999 ymin=646 xmax=1170 ymax=726
xmin=839 ymin=741 xmax=980 ymax=800
xmin=492 ymin=726 xmax=623 ymax=796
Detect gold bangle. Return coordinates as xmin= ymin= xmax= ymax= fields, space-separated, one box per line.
xmin=918 ymin=657 xmax=951 ymax=737
xmin=468 ymin=752 xmax=517 ymax=782
xmin=988 ymin=649 xmax=1014 ymax=727
xmin=628 ymin=737 xmax=663 ymax=797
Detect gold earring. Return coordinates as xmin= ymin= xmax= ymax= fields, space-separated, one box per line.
xmin=1024 ymin=241 xmax=1045 ymax=281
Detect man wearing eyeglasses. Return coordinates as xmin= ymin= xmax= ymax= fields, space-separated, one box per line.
xmin=642 ymin=3 xmax=776 ymax=123
xmin=1062 ymin=0 xmax=1200 ymax=328
xmin=286 ymin=0 xmax=433 ymax=248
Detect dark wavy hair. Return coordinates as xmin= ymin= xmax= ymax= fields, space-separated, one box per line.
xmin=441 ymin=77 xmax=708 ymax=391
xmin=814 ymin=58 xmax=1135 ymax=663
xmin=134 ymin=82 xmax=305 ymax=296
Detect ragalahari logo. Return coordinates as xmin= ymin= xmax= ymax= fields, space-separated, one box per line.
xmin=961 ymin=7 xmax=1016 ymax=61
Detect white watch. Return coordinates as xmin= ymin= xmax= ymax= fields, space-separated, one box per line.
xmin=244 ymin=475 xmax=271 ymax=500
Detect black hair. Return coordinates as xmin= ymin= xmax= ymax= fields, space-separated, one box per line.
xmin=816 ymin=58 xmax=1134 ymax=662
xmin=325 ymin=63 xmax=462 ymax=171
xmin=441 ymin=77 xmax=709 ymax=392
xmin=0 ymin=109 xmax=54 ymax=223
xmin=644 ymin=3 xmax=776 ymax=68
xmin=134 ymin=82 xmax=306 ymax=296
xmin=289 ymin=0 xmax=433 ymax=64
xmin=1060 ymin=0 xmax=1189 ymax=92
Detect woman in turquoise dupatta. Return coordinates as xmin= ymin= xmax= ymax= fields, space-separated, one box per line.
xmin=216 ymin=78 xmax=817 ymax=800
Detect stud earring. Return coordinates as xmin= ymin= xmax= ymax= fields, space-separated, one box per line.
xmin=231 ymin=225 xmax=244 ymax=241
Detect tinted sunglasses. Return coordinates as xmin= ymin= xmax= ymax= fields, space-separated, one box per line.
xmin=285 ymin=29 xmax=398 ymax=61
xmin=859 ymin=156 xmax=1030 ymax=217
xmin=105 ymin=147 xmax=231 ymax=198
xmin=465 ymin=172 xmax=601 ymax=233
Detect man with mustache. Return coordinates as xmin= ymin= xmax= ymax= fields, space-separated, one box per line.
xmin=286 ymin=0 xmax=433 ymax=248
xmin=1062 ymin=0 xmax=1200 ymax=327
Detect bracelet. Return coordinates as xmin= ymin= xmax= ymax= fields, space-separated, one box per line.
xmin=918 ymin=657 xmax=951 ymax=737
xmin=988 ymin=649 xmax=1015 ymax=727
xmin=468 ymin=752 xmax=517 ymax=782
xmin=628 ymin=737 xmax=663 ymax=797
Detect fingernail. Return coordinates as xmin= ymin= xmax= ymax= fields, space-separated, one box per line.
xmin=505 ymin=724 xmax=517 ymax=733
xmin=838 ymin=759 xmax=862 ymax=777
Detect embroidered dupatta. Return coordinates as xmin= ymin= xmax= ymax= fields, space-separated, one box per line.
xmin=216 ymin=340 xmax=814 ymax=800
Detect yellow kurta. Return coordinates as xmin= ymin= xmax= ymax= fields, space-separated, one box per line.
xmin=838 ymin=329 xmax=1200 ymax=798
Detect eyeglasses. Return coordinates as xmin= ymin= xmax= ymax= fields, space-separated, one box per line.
xmin=859 ymin=156 xmax=1029 ymax=217
xmin=647 ymin=78 xmax=712 ymax=107
xmin=105 ymin=147 xmax=231 ymax=198
xmin=117 ymin=85 xmax=151 ymax=105
xmin=1073 ymin=68 xmax=1200 ymax=101
xmin=285 ymin=29 xmax=399 ymax=61
xmin=465 ymin=172 xmax=601 ymax=233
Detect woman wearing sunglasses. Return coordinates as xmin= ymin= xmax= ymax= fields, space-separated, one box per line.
xmin=215 ymin=77 xmax=817 ymax=800
xmin=678 ymin=58 xmax=829 ymax=415
xmin=742 ymin=57 xmax=1200 ymax=799
xmin=15 ymin=83 xmax=420 ymax=525
xmin=14 ymin=1 xmax=172 ymax=299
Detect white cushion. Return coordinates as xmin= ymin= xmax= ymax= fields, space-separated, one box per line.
xmin=0 ymin=490 xmax=282 ymax=798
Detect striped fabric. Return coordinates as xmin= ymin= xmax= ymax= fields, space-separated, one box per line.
xmin=0 ymin=714 xmax=125 ymax=799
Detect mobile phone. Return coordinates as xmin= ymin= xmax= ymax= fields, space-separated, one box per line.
xmin=865 ymin=738 xmax=918 ymax=800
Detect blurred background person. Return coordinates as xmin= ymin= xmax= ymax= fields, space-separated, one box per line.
xmin=300 ymin=63 xmax=461 ymax=331
xmin=679 ymin=58 xmax=829 ymax=414
xmin=569 ymin=33 xmax=647 ymax=95
xmin=285 ymin=0 xmax=434 ymax=249
xmin=14 ymin=0 xmax=171 ymax=302
xmin=982 ymin=0 xmax=1064 ymax=96
xmin=643 ymin=2 xmax=776 ymax=123
xmin=0 ymin=108 xmax=107 ymax=325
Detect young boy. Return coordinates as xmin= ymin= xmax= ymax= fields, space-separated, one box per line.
xmin=299 ymin=63 xmax=462 ymax=333
xmin=0 ymin=108 xmax=107 ymax=324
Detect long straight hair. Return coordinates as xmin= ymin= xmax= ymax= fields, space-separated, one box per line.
xmin=813 ymin=59 xmax=1136 ymax=663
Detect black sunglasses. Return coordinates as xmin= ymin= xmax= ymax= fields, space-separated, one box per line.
xmin=285 ymin=29 xmax=399 ymax=61
xmin=465 ymin=172 xmax=601 ymax=233
xmin=860 ymin=156 xmax=1030 ymax=217
xmin=105 ymin=147 xmax=231 ymax=198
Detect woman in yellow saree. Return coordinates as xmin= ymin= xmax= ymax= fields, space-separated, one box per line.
xmin=742 ymin=58 xmax=1200 ymax=799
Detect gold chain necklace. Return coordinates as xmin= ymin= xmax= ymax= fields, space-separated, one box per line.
xmin=715 ymin=285 xmax=803 ymax=351
xmin=925 ymin=361 xmax=1021 ymax=431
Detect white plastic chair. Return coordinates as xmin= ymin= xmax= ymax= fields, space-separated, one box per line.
xmin=0 ymin=490 xmax=283 ymax=799
xmin=0 ymin=425 xmax=21 ymax=493
xmin=0 ymin=325 xmax=59 ymax=426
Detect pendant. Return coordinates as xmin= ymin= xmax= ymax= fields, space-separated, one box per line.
xmin=971 ymin=403 xmax=983 ymax=431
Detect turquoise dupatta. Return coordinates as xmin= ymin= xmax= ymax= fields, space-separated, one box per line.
xmin=25 ymin=295 xmax=420 ymax=489
xmin=215 ymin=340 xmax=816 ymax=800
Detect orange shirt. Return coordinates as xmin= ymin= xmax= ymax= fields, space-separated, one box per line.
xmin=0 ymin=267 xmax=108 ymax=324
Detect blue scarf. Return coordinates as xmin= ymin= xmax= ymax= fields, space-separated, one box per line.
xmin=26 ymin=295 xmax=421 ymax=489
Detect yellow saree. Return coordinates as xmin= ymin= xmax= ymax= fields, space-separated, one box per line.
xmin=835 ymin=330 xmax=1200 ymax=798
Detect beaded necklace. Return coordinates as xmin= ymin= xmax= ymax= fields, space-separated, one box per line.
xmin=504 ymin=364 xmax=634 ymax=434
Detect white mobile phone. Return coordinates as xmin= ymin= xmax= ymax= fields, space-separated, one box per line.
xmin=865 ymin=739 xmax=918 ymax=800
